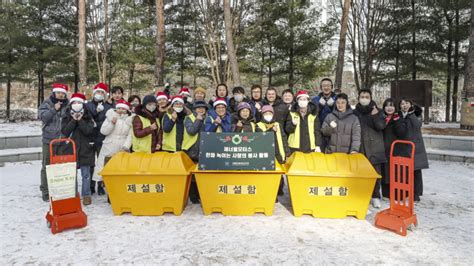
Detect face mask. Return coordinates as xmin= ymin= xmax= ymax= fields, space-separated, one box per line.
xmin=263 ymin=115 xmax=273 ymax=122
xmin=234 ymin=94 xmax=244 ymax=102
xmin=71 ymin=103 xmax=83 ymax=112
xmin=298 ymin=100 xmax=308 ymax=108
xmin=94 ymin=94 xmax=104 ymax=102
xmin=173 ymin=106 xmax=184 ymax=113
xmin=146 ymin=104 xmax=156 ymax=112
xmin=187 ymin=97 xmax=194 ymax=104
xmin=131 ymin=102 xmax=139 ymax=107
xmin=359 ymin=98 xmax=371 ymax=106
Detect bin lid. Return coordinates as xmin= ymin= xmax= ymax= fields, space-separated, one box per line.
xmin=192 ymin=159 xmax=286 ymax=173
xmin=285 ymin=152 xmax=380 ymax=178
xmin=100 ymin=151 xmax=195 ymax=176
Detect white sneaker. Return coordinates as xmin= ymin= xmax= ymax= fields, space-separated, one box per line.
xmin=371 ymin=198 xmax=381 ymax=208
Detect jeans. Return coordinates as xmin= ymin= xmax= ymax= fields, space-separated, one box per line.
xmin=80 ymin=166 xmax=92 ymax=197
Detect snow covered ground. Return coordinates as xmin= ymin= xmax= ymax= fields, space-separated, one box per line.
xmin=0 ymin=121 xmax=41 ymax=137
xmin=0 ymin=160 xmax=473 ymax=264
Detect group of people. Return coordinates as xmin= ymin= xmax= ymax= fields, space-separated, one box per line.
xmin=38 ymin=78 xmax=428 ymax=208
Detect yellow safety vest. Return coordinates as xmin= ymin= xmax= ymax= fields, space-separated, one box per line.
xmin=287 ymin=111 xmax=316 ymax=150
xmin=162 ymin=112 xmax=197 ymax=152
xmin=132 ymin=115 xmax=160 ymax=153
xmin=257 ymin=122 xmax=285 ymax=159
xmin=182 ymin=114 xmax=199 ymax=151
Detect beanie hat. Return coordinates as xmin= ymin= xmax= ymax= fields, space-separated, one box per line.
xmin=142 ymin=95 xmax=156 ymax=106
xmin=115 ymin=99 xmax=131 ymax=111
xmin=261 ymin=105 xmax=274 ymax=114
xmin=70 ymin=93 xmax=86 ymax=104
xmin=93 ymin=83 xmax=109 ymax=94
xmin=213 ymin=98 xmax=227 ymax=108
xmin=193 ymin=101 xmax=208 ymax=110
xmin=237 ymin=102 xmax=251 ymax=112
xmin=52 ymin=83 xmax=69 ymax=94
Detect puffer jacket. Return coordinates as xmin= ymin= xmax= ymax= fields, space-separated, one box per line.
xmin=321 ymin=107 xmax=361 ymax=154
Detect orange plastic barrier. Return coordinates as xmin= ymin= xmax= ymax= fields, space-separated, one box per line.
xmin=45 ymin=138 xmax=87 ymax=234
xmin=375 ymin=140 xmax=417 ymax=236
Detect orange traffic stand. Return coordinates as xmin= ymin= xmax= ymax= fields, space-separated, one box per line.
xmin=375 ymin=140 xmax=418 ymax=236
xmin=45 ymin=138 xmax=87 ymax=234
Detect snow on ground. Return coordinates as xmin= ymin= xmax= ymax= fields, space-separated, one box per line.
xmin=422 ymin=122 xmax=461 ymax=129
xmin=1 ymin=160 xmax=473 ymax=264
xmin=0 ymin=121 xmax=41 ymax=137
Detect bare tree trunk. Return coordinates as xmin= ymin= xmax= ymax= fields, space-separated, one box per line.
xmin=6 ymin=50 xmax=11 ymax=121
xmin=128 ymin=65 xmax=135 ymax=95
xmin=288 ymin=1 xmax=295 ymax=89
xmin=155 ymin=0 xmax=165 ymax=85
xmin=444 ymin=9 xmax=453 ymax=122
xmin=335 ymin=0 xmax=352 ymax=91
xmin=223 ymin=0 xmax=240 ymax=86
xmin=452 ymin=0 xmax=460 ymax=122
xmin=101 ymin=0 xmax=109 ymax=83
xmin=78 ymin=0 xmax=87 ymax=84
xmin=460 ymin=0 xmax=474 ymax=129
xmin=268 ymin=36 xmax=273 ymax=87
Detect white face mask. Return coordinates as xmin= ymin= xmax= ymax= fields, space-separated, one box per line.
xmin=186 ymin=97 xmax=194 ymax=104
xmin=146 ymin=104 xmax=156 ymax=112
xmin=263 ymin=115 xmax=273 ymax=122
xmin=359 ymin=98 xmax=371 ymax=106
xmin=173 ymin=106 xmax=184 ymax=113
xmin=71 ymin=103 xmax=83 ymax=112
xmin=298 ymin=100 xmax=309 ymax=108
xmin=234 ymin=94 xmax=244 ymax=102
xmin=94 ymin=94 xmax=104 ymax=102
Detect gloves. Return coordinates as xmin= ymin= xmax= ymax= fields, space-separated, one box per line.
xmin=319 ymin=97 xmax=326 ymax=106
xmin=327 ymin=97 xmax=334 ymax=106
xmin=330 ymin=121 xmax=337 ymax=128
xmin=97 ymin=103 xmax=104 ymax=113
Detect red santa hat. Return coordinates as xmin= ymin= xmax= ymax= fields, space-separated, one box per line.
xmin=52 ymin=83 xmax=69 ymax=94
xmin=93 ymin=83 xmax=109 ymax=94
xmin=156 ymin=91 xmax=169 ymax=101
xmin=179 ymin=87 xmax=191 ymax=97
xmin=295 ymin=90 xmax=310 ymax=100
xmin=213 ymin=98 xmax=227 ymax=108
xmin=171 ymin=95 xmax=185 ymax=105
xmin=115 ymin=99 xmax=131 ymax=111
xmin=70 ymin=93 xmax=86 ymax=103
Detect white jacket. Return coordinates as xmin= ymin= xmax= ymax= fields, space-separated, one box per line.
xmin=93 ymin=109 xmax=134 ymax=182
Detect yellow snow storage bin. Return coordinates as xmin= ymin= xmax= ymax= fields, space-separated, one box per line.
xmin=192 ymin=162 xmax=285 ymax=216
xmin=100 ymin=151 xmax=195 ymax=216
xmin=285 ymin=152 xmax=381 ymax=219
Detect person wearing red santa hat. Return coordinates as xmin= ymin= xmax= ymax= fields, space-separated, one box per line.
xmin=93 ymin=99 xmax=134 ymax=189
xmin=38 ymin=83 xmax=70 ymax=201
xmin=61 ymin=92 xmax=95 ymax=205
xmin=178 ymin=87 xmax=194 ymax=110
xmin=85 ymin=82 xmax=114 ymax=196
xmin=156 ymin=91 xmax=170 ymax=120
xmin=162 ymin=95 xmax=192 ymax=152
xmin=285 ymin=90 xmax=322 ymax=155
xmin=204 ymin=97 xmax=232 ymax=132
